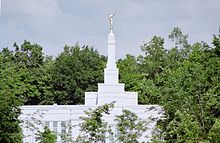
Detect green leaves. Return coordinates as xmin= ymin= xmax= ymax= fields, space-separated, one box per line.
xmin=76 ymin=103 xmax=149 ymax=143
xmin=164 ymin=111 xmax=201 ymax=143
xmin=118 ymin=27 xmax=220 ymax=142
xmin=0 ymin=42 xmax=106 ymax=106
xmin=208 ymin=118 xmax=220 ymax=142
xmin=115 ymin=109 xmax=148 ymax=143
xmin=35 ymin=126 xmax=57 ymax=143
xmin=0 ymin=55 xmax=23 ymax=143
xmin=150 ymin=29 xmax=220 ymax=142
xmin=168 ymin=27 xmax=189 ymax=49
xmin=50 ymin=44 xmax=106 ymax=105
xmin=76 ymin=102 xmax=114 ymax=143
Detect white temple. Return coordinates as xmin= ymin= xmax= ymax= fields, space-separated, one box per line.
xmin=20 ymin=15 xmax=163 ymax=143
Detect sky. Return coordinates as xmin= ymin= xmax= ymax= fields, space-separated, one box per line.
xmin=0 ymin=0 xmax=220 ymax=58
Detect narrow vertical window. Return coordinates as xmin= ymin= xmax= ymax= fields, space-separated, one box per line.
xmin=61 ymin=121 xmax=66 ymax=134
xmin=53 ymin=121 xmax=58 ymax=133
xmin=45 ymin=121 xmax=49 ymax=127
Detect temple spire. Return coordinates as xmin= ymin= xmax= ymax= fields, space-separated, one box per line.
xmin=104 ymin=14 xmax=119 ymax=84
xmin=107 ymin=14 xmax=116 ymax=69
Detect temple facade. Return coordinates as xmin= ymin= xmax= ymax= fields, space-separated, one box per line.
xmin=20 ymin=18 xmax=163 ymax=143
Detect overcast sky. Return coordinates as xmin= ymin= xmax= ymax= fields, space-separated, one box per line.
xmin=0 ymin=0 xmax=220 ymax=58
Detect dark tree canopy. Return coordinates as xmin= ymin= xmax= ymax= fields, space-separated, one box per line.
xmin=50 ymin=44 xmax=106 ymax=104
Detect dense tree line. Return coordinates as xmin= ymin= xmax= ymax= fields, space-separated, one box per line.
xmin=118 ymin=27 xmax=220 ymax=142
xmin=0 ymin=42 xmax=106 ymax=142
xmin=0 ymin=27 xmax=220 ymax=142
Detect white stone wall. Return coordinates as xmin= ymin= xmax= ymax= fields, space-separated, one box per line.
xmin=20 ymin=104 xmax=163 ymax=143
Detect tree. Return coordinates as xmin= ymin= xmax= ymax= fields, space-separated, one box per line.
xmin=76 ymin=102 xmax=114 ymax=143
xmin=117 ymin=54 xmax=142 ymax=91
xmin=139 ymin=36 xmax=166 ymax=79
xmin=0 ymin=41 xmax=53 ymax=142
xmin=13 ymin=40 xmax=44 ymax=69
xmin=212 ymin=26 xmax=220 ymax=57
xmin=50 ymin=44 xmax=106 ymax=105
xmin=208 ymin=118 xmax=220 ymax=143
xmin=156 ymin=42 xmax=220 ymax=142
xmin=60 ymin=121 xmax=74 ymax=143
xmin=168 ymin=27 xmax=189 ymax=49
xmin=13 ymin=41 xmax=53 ymax=105
xmin=36 ymin=126 xmax=56 ymax=143
xmin=0 ymin=52 xmax=23 ymax=143
xmin=117 ymin=37 xmax=166 ymax=104
xmin=128 ymin=27 xmax=220 ymax=142
xmin=0 ymin=86 xmax=23 ymax=143
xmin=163 ymin=111 xmax=201 ymax=143
xmin=115 ymin=109 xmax=148 ymax=143
xmin=0 ymin=41 xmax=53 ymax=105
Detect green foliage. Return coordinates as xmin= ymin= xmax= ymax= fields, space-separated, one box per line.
xmin=13 ymin=40 xmax=44 ymax=69
xmin=0 ymin=42 xmax=105 ymax=105
xmin=212 ymin=26 xmax=220 ymax=57
xmin=60 ymin=121 xmax=74 ymax=143
xmin=208 ymin=118 xmax=220 ymax=143
xmin=140 ymin=36 xmax=166 ymax=79
xmin=164 ymin=111 xmax=201 ymax=142
xmin=36 ymin=126 xmax=57 ymax=143
xmin=168 ymin=27 xmax=189 ymax=49
xmin=14 ymin=41 xmax=53 ymax=105
xmin=0 ymin=86 xmax=23 ymax=143
xmin=76 ymin=102 xmax=114 ymax=143
xmin=118 ymin=54 xmax=142 ymax=91
xmin=118 ymin=27 xmax=220 ymax=142
xmin=0 ymin=42 xmax=106 ymax=142
xmin=50 ymin=44 xmax=106 ymax=104
xmin=156 ymin=41 xmax=220 ymax=142
xmin=0 ymin=53 xmax=24 ymax=143
xmin=76 ymin=104 xmax=149 ymax=143
xmin=1 ymin=41 xmax=53 ymax=105
xmin=115 ymin=109 xmax=148 ymax=143
xmin=0 ymin=40 xmax=53 ymax=142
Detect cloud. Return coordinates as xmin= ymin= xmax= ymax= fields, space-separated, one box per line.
xmin=0 ymin=0 xmax=220 ymax=58
xmin=1 ymin=0 xmax=68 ymax=55
xmin=4 ymin=0 xmax=62 ymax=17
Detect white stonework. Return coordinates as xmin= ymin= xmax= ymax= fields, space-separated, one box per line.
xmin=20 ymin=20 xmax=163 ymax=143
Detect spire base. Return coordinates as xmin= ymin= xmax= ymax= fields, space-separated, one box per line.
xmin=104 ymin=68 xmax=119 ymax=84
